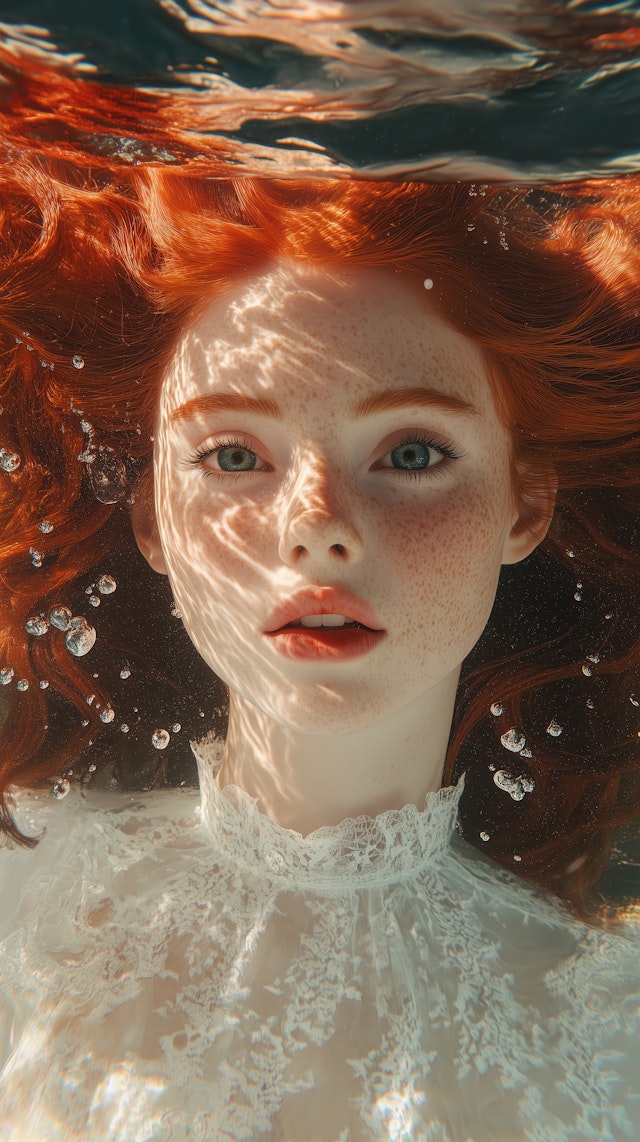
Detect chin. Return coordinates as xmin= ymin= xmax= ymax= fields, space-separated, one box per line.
xmin=256 ymin=683 xmax=403 ymax=736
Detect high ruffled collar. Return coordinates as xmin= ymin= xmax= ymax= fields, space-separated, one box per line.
xmin=192 ymin=737 xmax=463 ymax=890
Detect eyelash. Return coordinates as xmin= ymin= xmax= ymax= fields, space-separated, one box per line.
xmin=184 ymin=432 xmax=462 ymax=483
xmin=378 ymin=432 xmax=462 ymax=482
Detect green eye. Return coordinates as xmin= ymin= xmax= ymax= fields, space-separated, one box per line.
xmin=390 ymin=442 xmax=434 ymax=470
xmin=217 ymin=446 xmax=258 ymax=472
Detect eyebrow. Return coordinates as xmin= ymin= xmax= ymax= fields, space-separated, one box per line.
xmin=170 ymin=386 xmax=478 ymax=424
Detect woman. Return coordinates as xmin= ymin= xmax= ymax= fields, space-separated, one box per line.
xmin=0 ymin=157 xmax=639 ymax=1140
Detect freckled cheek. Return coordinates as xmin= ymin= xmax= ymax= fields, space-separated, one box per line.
xmin=376 ymin=492 xmax=506 ymax=627
xmin=170 ymin=495 xmax=273 ymax=607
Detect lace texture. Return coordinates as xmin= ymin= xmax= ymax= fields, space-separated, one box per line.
xmin=0 ymin=736 xmax=638 ymax=1142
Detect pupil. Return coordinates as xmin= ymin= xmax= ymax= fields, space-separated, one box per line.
xmin=218 ymin=446 xmax=256 ymax=472
xmin=391 ymin=443 xmax=430 ymax=470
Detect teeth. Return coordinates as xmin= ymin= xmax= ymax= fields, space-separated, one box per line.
xmin=300 ymin=614 xmax=349 ymax=628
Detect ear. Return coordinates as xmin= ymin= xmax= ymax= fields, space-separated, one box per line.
xmin=501 ymin=467 xmax=558 ymax=566
xmin=130 ymin=467 xmax=168 ymax=576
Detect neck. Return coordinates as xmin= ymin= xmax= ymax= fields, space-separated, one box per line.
xmin=214 ymin=671 xmax=460 ymax=835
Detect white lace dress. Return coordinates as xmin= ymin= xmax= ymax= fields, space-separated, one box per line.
xmin=0 ymin=738 xmax=638 ymax=1142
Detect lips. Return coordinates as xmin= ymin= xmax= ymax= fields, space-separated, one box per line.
xmin=264 ymin=587 xmax=384 ymax=635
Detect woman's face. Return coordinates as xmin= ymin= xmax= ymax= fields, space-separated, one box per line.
xmin=144 ymin=260 xmax=536 ymax=735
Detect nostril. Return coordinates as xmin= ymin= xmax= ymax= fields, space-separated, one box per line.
xmin=332 ymin=543 xmax=345 ymax=556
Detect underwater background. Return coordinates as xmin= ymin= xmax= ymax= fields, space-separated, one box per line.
xmin=0 ymin=0 xmax=639 ymax=907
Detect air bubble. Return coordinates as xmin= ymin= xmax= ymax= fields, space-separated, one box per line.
xmin=630 ymin=695 xmax=639 ymax=707
xmin=16 ymin=679 xmax=29 ymax=691
xmin=582 ymin=664 xmax=592 ymax=677
xmin=49 ymin=605 xmax=72 ymax=631
xmin=52 ymin=778 xmax=71 ymax=799
xmin=120 ymin=723 xmax=130 ymax=733
xmin=0 ymin=448 xmax=21 ymax=472
xmin=494 ymin=770 xmax=535 ymax=800
xmin=80 ymin=420 xmax=93 ymax=435
xmin=520 ymin=747 xmax=532 ymax=759
xmin=467 ymin=223 xmax=475 ymax=231
xmin=120 ymin=666 xmax=131 ymax=679
xmin=25 ymin=615 xmax=49 ymax=637
xmin=0 ymin=667 xmax=14 ymax=685
xmin=89 ymin=595 xmax=100 ymax=607
xmin=171 ymin=722 xmax=181 ymax=733
xmin=546 ymin=720 xmax=563 ymax=737
xmin=99 ymin=707 xmax=115 ymax=724
xmin=97 ymin=574 xmax=117 ymax=595
xmin=574 ymin=592 xmax=582 ymax=602
xmin=29 ymin=547 xmax=43 ymax=567
xmin=152 ymin=728 xmax=170 ymax=750
xmin=86 ymin=694 xmax=95 ymax=705
xmin=39 ymin=519 xmax=53 ymax=533
xmin=81 ymin=719 xmax=89 ymax=726
xmin=586 ymin=698 xmax=595 ymax=709
xmin=490 ymin=702 xmax=504 ymax=716
xmin=39 ymin=679 xmax=49 ymax=689
xmin=586 ymin=653 xmax=600 ymax=664
xmin=513 ymin=854 xmax=522 ymax=862
xmin=500 ymin=728 xmax=526 ymax=753
xmin=566 ymin=549 xmax=575 ymax=558
xmin=423 ymin=278 xmax=434 ymax=290
xmin=72 ymin=355 xmax=85 ymax=369
xmin=479 ymin=831 xmax=490 ymax=842
xmin=65 ymin=617 xmax=96 ymax=657
xmin=170 ymin=604 xmax=182 ymax=619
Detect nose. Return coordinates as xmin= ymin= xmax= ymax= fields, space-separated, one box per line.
xmin=277 ymin=455 xmax=364 ymax=568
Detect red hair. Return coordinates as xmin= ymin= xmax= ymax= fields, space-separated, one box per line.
xmin=1 ymin=153 xmax=639 ymax=919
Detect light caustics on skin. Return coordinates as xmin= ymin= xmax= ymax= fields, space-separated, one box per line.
xmin=135 ymin=260 xmax=550 ymax=835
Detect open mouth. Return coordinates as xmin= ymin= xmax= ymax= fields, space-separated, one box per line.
xmin=282 ymin=619 xmax=374 ymax=631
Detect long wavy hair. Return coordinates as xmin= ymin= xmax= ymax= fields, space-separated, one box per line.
xmin=1 ymin=149 xmax=639 ymax=919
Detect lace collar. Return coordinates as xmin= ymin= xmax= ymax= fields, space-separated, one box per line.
xmin=192 ymin=737 xmax=463 ymax=890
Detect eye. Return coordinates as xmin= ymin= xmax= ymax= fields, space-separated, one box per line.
xmin=184 ymin=435 xmax=270 ymax=480
xmin=375 ymin=432 xmax=461 ymax=477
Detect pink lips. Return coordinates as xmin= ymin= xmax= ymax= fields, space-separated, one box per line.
xmin=264 ymin=587 xmax=386 ymax=662
xmin=264 ymin=587 xmax=383 ymax=634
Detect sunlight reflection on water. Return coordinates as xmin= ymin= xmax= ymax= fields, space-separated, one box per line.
xmin=0 ymin=0 xmax=640 ymax=178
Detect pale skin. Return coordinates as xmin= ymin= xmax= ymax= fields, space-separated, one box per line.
xmin=133 ymin=260 xmax=554 ymax=835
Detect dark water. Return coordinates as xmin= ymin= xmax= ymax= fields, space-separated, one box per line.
xmin=1 ymin=0 xmax=640 ymax=178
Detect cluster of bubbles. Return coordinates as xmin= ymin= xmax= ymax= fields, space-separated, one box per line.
xmin=22 ymin=577 xmax=118 ymax=663
xmin=493 ymin=770 xmax=536 ymax=801
xmin=23 ymin=603 xmax=97 ymax=658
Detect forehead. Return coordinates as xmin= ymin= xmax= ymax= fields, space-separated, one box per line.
xmin=160 ymin=258 xmax=495 ymax=418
